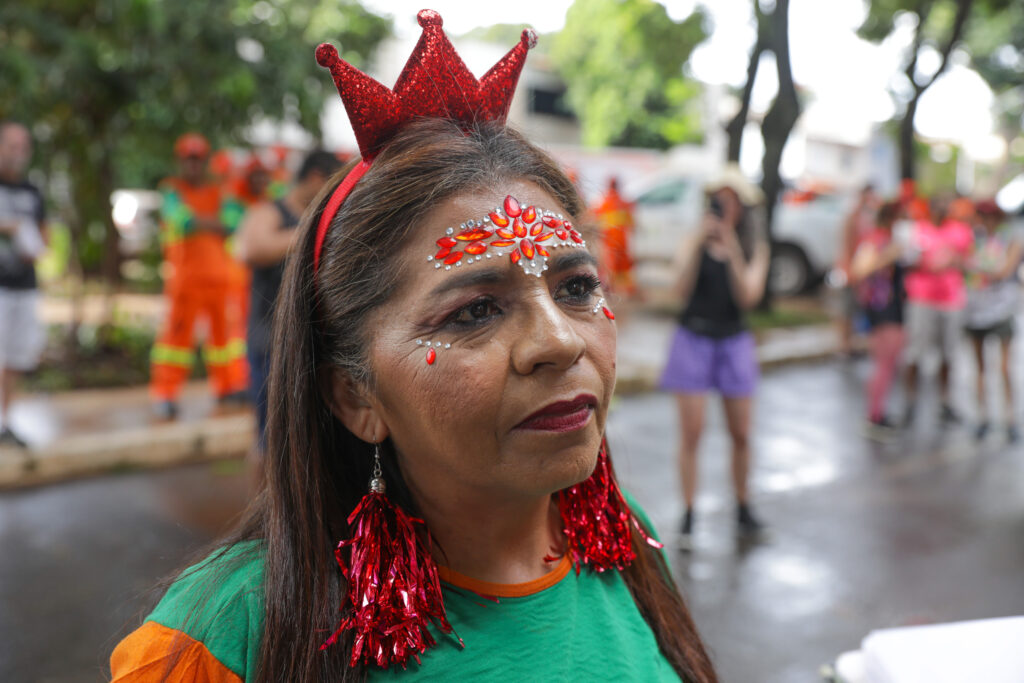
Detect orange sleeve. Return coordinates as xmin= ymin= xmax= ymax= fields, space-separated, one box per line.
xmin=110 ymin=620 xmax=243 ymax=683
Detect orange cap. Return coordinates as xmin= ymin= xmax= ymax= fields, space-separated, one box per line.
xmin=174 ymin=133 xmax=211 ymax=159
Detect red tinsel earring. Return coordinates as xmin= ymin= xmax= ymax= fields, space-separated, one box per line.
xmin=321 ymin=441 xmax=456 ymax=669
xmin=556 ymin=440 xmax=662 ymax=573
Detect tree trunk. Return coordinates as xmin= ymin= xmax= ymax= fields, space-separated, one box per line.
xmin=899 ymin=96 xmax=919 ymax=181
xmin=726 ymin=41 xmax=764 ymax=162
xmin=759 ymin=0 xmax=800 ymax=307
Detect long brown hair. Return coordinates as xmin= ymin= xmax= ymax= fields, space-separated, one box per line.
xmin=209 ymin=119 xmax=715 ymax=681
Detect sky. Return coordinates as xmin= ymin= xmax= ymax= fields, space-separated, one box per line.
xmin=356 ymin=0 xmax=1001 ymax=160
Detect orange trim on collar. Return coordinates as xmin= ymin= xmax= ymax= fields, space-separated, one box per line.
xmin=438 ymin=554 xmax=572 ymax=598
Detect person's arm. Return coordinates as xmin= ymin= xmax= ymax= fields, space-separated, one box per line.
xmin=237 ymin=203 xmax=295 ymax=267
xmin=723 ymin=235 xmax=770 ymax=310
xmin=849 ymin=240 xmax=901 ymax=283
xmin=670 ymin=225 xmax=707 ymax=305
xmin=997 ymin=238 xmax=1024 ymax=281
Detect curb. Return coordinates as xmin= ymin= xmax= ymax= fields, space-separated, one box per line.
xmin=0 ymin=412 xmax=254 ymax=490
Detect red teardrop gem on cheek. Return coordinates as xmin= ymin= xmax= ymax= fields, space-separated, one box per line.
xmin=513 ymin=218 xmax=527 ymax=238
xmin=504 ymin=195 xmax=522 ymax=217
xmin=426 ymin=348 xmax=436 ymax=364
xmin=489 ymin=212 xmax=510 ymax=227
xmin=435 ymin=246 xmax=452 ymax=259
xmin=444 ymin=251 xmax=463 ymax=265
xmin=455 ymin=228 xmax=493 ymax=241
xmin=603 ymin=307 xmax=615 ymax=320
xmin=542 ymin=215 xmax=561 ymax=228
xmin=521 ymin=239 xmax=535 ymax=259
xmin=496 ymin=227 xmax=515 ymax=239
xmin=537 ymin=245 xmax=550 ymax=257
xmin=465 ymin=241 xmax=487 ymax=255
xmin=522 ymin=205 xmax=536 ymax=222
xmin=436 ymin=236 xmax=457 ymax=248
xmin=529 ymin=222 xmax=543 ymax=236
xmin=569 ymin=230 xmax=583 ymax=244
xmin=535 ymin=231 xmax=554 ymax=242
xmin=510 ymin=249 xmax=521 ymax=264
xmin=491 ymin=239 xmax=516 ymax=247
xmin=555 ymin=228 xmax=568 ymax=240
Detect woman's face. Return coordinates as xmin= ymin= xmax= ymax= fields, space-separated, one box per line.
xmin=360 ymin=179 xmax=616 ymax=508
xmin=713 ymin=188 xmax=743 ymax=228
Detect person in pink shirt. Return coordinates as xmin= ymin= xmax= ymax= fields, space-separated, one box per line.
xmin=902 ymin=197 xmax=974 ymax=425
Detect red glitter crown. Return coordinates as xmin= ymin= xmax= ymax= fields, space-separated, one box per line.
xmin=315 ymin=9 xmax=537 ymax=161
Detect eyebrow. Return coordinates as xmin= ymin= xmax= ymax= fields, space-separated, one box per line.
xmin=548 ymin=250 xmax=598 ymax=273
xmin=426 ymin=250 xmax=598 ymax=297
xmin=428 ymin=267 xmax=509 ymax=296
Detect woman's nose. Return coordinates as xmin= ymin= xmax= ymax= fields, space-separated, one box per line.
xmin=510 ymin=293 xmax=586 ymax=375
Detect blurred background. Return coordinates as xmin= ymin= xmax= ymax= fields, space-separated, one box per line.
xmin=1 ymin=0 xmax=1023 ymax=681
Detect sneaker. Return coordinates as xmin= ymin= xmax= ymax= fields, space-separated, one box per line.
xmin=864 ymin=416 xmax=898 ymax=442
xmin=940 ymin=404 xmax=961 ymax=425
xmin=1008 ymin=425 xmax=1020 ymax=444
xmin=677 ymin=508 xmax=694 ymax=551
xmin=217 ymin=390 xmax=250 ymax=407
xmin=153 ymin=400 xmax=179 ymax=421
xmin=737 ymin=503 xmax=767 ymax=540
xmin=974 ymin=422 xmax=991 ymax=441
xmin=0 ymin=426 xmax=28 ymax=449
xmin=902 ymin=404 xmax=916 ymax=428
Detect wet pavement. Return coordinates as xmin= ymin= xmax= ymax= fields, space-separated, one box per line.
xmin=2 ymin=360 xmax=1023 ymax=682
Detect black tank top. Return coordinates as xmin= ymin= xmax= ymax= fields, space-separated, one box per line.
xmin=678 ymin=249 xmax=745 ymax=339
xmin=247 ymin=199 xmax=300 ymax=354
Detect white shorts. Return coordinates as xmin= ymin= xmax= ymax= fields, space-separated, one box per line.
xmin=904 ymin=302 xmax=962 ymax=365
xmin=0 ymin=288 xmax=44 ymax=371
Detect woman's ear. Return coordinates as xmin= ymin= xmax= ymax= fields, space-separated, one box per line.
xmin=327 ymin=369 xmax=389 ymax=444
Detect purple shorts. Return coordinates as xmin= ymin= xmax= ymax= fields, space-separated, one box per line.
xmin=659 ymin=326 xmax=759 ymax=398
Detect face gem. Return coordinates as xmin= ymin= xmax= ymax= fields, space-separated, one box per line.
xmin=426 ymin=347 xmax=436 ymax=364
xmin=504 ymin=195 xmax=522 ymax=217
xmin=428 ymin=194 xmax=587 ymax=278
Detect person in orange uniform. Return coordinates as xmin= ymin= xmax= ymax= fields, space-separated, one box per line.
xmin=150 ymin=133 xmax=247 ymax=419
xmin=593 ymin=176 xmax=637 ymax=297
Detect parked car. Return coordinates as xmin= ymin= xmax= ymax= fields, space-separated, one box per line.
xmin=625 ymin=172 xmax=849 ymax=297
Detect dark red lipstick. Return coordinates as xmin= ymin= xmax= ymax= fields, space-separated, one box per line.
xmin=515 ymin=393 xmax=597 ymax=432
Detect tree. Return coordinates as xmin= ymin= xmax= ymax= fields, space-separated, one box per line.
xmin=857 ymin=0 xmax=1014 ymax=181
xmin=551 ymin=0 xmax=708 ymax=149
xmin=0 ymin=0 xmax=389 ymax=290
xmin=963 ymin=0 xmax=1024 ymax=186
xmin=723 ymin=0 xmax=801 ymax=307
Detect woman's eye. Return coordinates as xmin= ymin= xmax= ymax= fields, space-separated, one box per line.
xmin=556 ymin=274 xmax=602 ymax=302
xmin=451 ymin=297 xmax=501 ymax=325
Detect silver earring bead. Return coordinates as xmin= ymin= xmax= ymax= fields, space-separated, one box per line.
xmin=369 ymin=442 xmax=386 ymax=494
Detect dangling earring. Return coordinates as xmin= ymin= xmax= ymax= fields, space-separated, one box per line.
xmin=321 ymin=441 xmax=456 ymax=668
xmin=556 ymin=439 xmax=662 ymax=573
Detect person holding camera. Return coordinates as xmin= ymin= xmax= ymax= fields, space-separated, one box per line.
xmin=661 ymin=164 xmax=770 ymax=549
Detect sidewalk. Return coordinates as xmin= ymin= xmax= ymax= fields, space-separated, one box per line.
xmin=0 ymin=311 xmax=839 ymax=489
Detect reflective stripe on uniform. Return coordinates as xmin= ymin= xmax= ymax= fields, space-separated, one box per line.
xmin=151 ymin=343 xmax=195 ymax=368
xmin=202 ymin=338 xmax=246 ymax=366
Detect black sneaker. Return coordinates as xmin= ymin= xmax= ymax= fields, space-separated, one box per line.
xmin=737 ymin=503 xmax=767 ymax=540
xmin=153 ymin=401 xmax=179 ymax=421
xmin=974 ymin=422 xmax=991 ymax=441
xmin=678 ymin=508 xmax=694 ymax=551
xmin=940 ymin=404 xmax=961 ymax=425
xmin=0 ymin=426 xmax=28 ymax=449
xmin=217 ymin=390 xmax=250 ymax=407
xmin=902 ymin=404 xmax=916 ymax=428
xmin=864 ymin=416 xmax=898 ymax=442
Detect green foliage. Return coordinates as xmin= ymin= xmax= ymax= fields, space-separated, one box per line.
xmin=0 ymin=0 xmax=390 ymax=282
xmin=551 ymin=0 xmax=707 ymax=149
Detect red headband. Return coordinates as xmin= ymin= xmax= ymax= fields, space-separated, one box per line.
xmin=311 ymin=9 xmax=537 ymax=274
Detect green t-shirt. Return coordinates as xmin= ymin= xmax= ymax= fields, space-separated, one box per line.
xmin=112 ymin=501 xmax=679 ymax=682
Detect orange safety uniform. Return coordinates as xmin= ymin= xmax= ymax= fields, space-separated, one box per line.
xmin=150 ymin=177 xmax=247 ymax=401
xmin=593 ymin=185 xmax=637 ymax=296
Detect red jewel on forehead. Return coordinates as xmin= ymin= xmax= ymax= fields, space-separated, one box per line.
xmin=425 ymin=194 xmax=588 ymax=277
